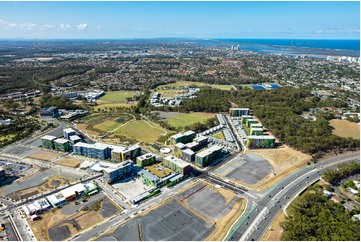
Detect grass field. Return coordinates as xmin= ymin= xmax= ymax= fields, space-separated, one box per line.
xmin=161 ymin=112 xmax=215 ymax=129
xmin=156 ymin=81 xmax=207 ymax=89
xmin=93 ymin=120 xmax=124 ymax=132
xmin=210 ymin=84 xmax=235 ymax=90
xmin=213 ymin=132 xmax=225 ymax=140
xmin=99 ymin=91 xmax=136 ymax=102
xmin=330 ymin=119 xmax=360 ymax=139
xmin=158 ymin=89 xmax=184 ymax=98
xmin=115 ymin=120 xmax=168 ymax=143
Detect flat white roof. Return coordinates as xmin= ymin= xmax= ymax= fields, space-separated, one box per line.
xmin=91 ymin=161 xmax=131 ymax=173
xmin=164 ymin=155 xmax=189 ymax=168
xmin=251 ymin=128 xmax=263 ymax=131
xmin=184 ymin=130 xmax=195 ymax=136
xmin=54 ymin=138 xmax=69 ymax=144
xmin=69 ymin=135 xmax=81 ymax=141
xmin=248 ymin=135 xmax=275 ymax=139
xmin=73 ymin=142 xmax=109 ymax=150
xmin=196 ymin=145 xmax=222 ymax=158
xmin=182 ymin=148 xmax=195 ymax=155
xmin=172 ymin=133 xmax=184 ymax=139
xmin=47 ymin=192 xmax=65 ymax=205
xmin=42 ymin=135 xmax=57 ymax=141
xmin=230 ymin=108 xmax=250 ymax=110
xmin=61 ymin=183 xmax=86 ymax=198
xmin=137 ymin=153 xmax=156 ymax=161
xmin=194 ymin=136 xmax=207 ymax=142
xmin=63 ymin=128 xmax=75 ymax=133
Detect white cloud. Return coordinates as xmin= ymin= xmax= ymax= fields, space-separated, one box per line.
xmin=76 ymin=23 xmax=88 ymax=30
xmin=19 ymin=23 xmax=37 ymax=30
xmin=41 ymin=24 xmax=56 ymax=29
xmin=59 ymin=24 xmax=72 ymax=30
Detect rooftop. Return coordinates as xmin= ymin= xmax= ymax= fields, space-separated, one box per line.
xmin=248 ymin=135 xmax=275 ymax=139
xmin=137 ymin=153 xmax=156 ymax=161
xmin=63 ymin=128 xmax=75 ymax=133
xmin=183 ymin=130 xmax=196 ymax=136
xmin=196 ymin=145 xmax=222 ymax=158
xmin=54 ymin=138 xmax=69 ymax=144
xmin=42 ymin=135 xmax=57 ymax=141
xmin=90 ymin=160 xmax=132 ymax=173
xmin=164 ymin=155 xmax=190 ymax=168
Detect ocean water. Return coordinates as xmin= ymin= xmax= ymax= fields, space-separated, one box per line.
xmin=212 ymin=39 xmax=360 ymax=57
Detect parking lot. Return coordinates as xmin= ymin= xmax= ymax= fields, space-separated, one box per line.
xmin=97 ymin=199 xmax=214 ymax=241
xmin=0 ymin=159 xmax=32 ymax=176
xmin=215 ymin=153 xmax=273 ymax=185
xmin=186 ymin=185 xmax=237 ymax=220
xmin=112 ymin=177 xmax=153 ymax=201
xmin=3 ymin=145 xmax=37 ymax=158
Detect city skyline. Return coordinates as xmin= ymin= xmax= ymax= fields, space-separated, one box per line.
xmin=0 ymin=1 xmax=359 ymax=39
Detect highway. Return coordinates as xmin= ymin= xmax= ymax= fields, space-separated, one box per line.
xmin=226 ymin=152 xmax=360 ymax=241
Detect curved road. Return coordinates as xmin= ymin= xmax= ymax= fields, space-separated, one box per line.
xmin=226 ymin=152 xmax=360 ymax=241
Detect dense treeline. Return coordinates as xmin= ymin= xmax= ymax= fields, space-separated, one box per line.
xmin=322 ymin=162 xmax=360 ymax=185
xmin=0 ymin=65 xmax=93 ymax=94
xmin=281 ymin=188 xmax=360 ymax=241
xmin=40 ymin=95 xmax=80 ymax=110
xmin=0 ymin=115 xmax=41 ymax=148
xmin=181 ymin=87 xmax=359 ymax=156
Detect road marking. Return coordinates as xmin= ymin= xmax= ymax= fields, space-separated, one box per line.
xmin=239 ymin=207 xmax=268 ymax=241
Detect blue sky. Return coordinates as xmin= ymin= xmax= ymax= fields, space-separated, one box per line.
xmin=0 ymin=1 xmax=359 ymax=39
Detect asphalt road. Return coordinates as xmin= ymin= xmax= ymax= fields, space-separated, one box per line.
xmin=226 ymin=152 xmax=360 ymax=241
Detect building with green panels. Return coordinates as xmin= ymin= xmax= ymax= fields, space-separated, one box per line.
xmin=54 ymin=138 xmax=70 ymax=152
xmin=246 ymin=135 xmax=275 ymax=149
xmin=229 ymin=108 xmax=250 ymax=117
xmin=83 ymin=182 xmax=99 ymax=196
xmin=168 ymin=174 xmax=184 ymax=187
xmin=246 ymin=119 xmax=259 ymax=128
xmin=41 ymin=135 xmax=57 ymax=149
xmin=250 ymin=128 xmax=263 ymax=136
xmin=171 ymin=130 xmax=196 ymax=144
xmin=136 ymin=153 xmax=156 ymax=167
xmin=163 ymin=156 xmax=191 ymax=176
xmin=195 ymin=145 xmax=223 ymax=167
xmin=250 ymin=123 xmax=263 ymax=129
xmin=241 ymin=115 xmax=253 ymax=124
xmin=138 ymin=169 xmax=162 ymax=187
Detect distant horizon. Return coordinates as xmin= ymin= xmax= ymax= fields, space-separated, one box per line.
xmin=0 ymin=1 xmax=359 ymax=39
xmin=0 ymin=37 xmax=359 ymax=41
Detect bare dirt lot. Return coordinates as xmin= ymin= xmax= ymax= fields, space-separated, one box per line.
xmin=330 ymin=119 xmax=360 ymax=139
xmin=215 ymin=148 xmax=311 ymax=190
xmin=57 ymin=157 xmax=83 ymax=168
xmin=27 ymin=151 xmax=62 ymax=161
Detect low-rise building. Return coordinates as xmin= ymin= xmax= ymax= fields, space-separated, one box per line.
xmin=61 ymin=184 xmax=86 ymax=201
xmin=111 ymin=145 xmax=141 ymax=163
xmin=69 ymin=135 xmax=82 ymax=145
xmin=241 ymin=115 xmax=253 ymax=124
xmin=246 ymin=135 xmax=275 ymax=149
xmin=181 ymin=148 xmax=195 ymax=162
xmin=54 ymin=138 xmax=70 ymax=152
xmin=41 ymin=135 xmax=57 ymax=149
xmin=63 ymin=128 xmax=76 ymax=140
xmin=90 ymin=160 xmax=134 ymax=183
xmin=163 ymin=156 xmax=191 ymax=176
xmin=195 ymin=145 xmax=223 ymax=167
xmin=47 ymin=193 xmax=66 ymax=207
xmin=73 ymin=142 xmax=111 ymax=160
xmin=171 ymin=130 xmax=196 ymax=144
xmin=40 ymin=106 xmax=59 ymax=118
xmin=194 ymin=136 xmax=208 ymax=149
xmin=229 ymin=108 xmax=250 ymax=117
xmin=136 ymin=153 xmax=156 ymax=167
xmin=249 ymin=127 xmax=263 ymax=136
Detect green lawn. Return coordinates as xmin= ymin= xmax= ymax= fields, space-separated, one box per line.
xmin=115 ymin=120 xmax=168 ymax=143
xmin=93 ymin=120 xmax=124 ymax=132
xmin=156 ymin=81 xmax=207 ymax=90
xmin=210 ymin=85 xmax=235 ymax=91
xmin=99 ymin=91 xmax=136 ymax=102
xmin=161 ymin=112 xmax=215 ymax=129
xmin=213 ymin=132 xmax=225 ymax=140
